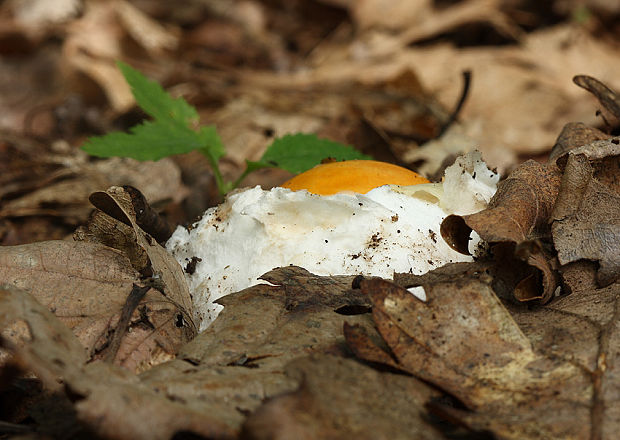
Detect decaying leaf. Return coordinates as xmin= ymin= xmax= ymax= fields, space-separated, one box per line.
xmin=1 ymin=266 xmax=431 ymax=438
xmin=551 ymin=139 xmax=620 ymax=286
xmin=573 ymin=75 xmax=620 ymax=124
xmin=441 ymin=159 xmax=562 ymax=302
xmin=259 ymin=266 xmax=370 ymax=313
xmin=485 ymin=269 xmax=620 ymax=440
xmin=82 ymin=186 xmax=195 ymax=330
xmin=0 ymin=240 xmax=191 ymax=373
xmin=348 ymin=272 xmax=618 ymax=439
xmin=241 ymin=355 xmax=443 ymax=440
xmin=443 ymin=160 xmax=562 ymax=245
xmin=0 ymin=285 xmax=87 ymax=385
xmin=0 ymin=240 xmax=136 ymax=352
xmin=0 ymin=285 xmax=235 ymax=440
xmin=549 ymin=122 xmax=610 ymax=162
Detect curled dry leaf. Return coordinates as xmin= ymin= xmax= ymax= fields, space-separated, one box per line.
xmin=443 ymin=160 xmax=561 ymax=245
xmin=551 ymin=138 xmax=620 ymax=286
xmin=83 ymin=185 xmax=195 ymax=335
xmin=348 ymin=275 xmax=611 ymax=439
xmin=549 ymin=122 xmax=610 ymax=162
xmin=573 ymin=75 xmax=620 ymax=124
xmin=441 ymin=159 xmax=562 ymax=302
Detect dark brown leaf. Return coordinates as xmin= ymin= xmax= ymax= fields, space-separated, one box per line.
xmin=355 ymin=274 xmax=607 ymax=439
xmin=259 ymin=266 xmax=370 ymax=312
xmin=241 ymin=355 xmax=443 ymax=440
xmin=551 ymin=149 xmax=620 ymax=286
xmin=549 ymin=122 xmax=610 ymax=162
xmin=443 ymin=160 xmax=562 ymax=244
xmin=119 ymin=268 xmax=381 ymax=434
xmin=81 ymin=186 xmax=196 ymax=336
xmin=0 ymin=285 xmax=86 ymax=386
xmin=573 ymin=75 xmax=620 ymax=121
xmin=441 ymin=160 xmax=563 ymax=303
xmin=343 ymin=322 xmax=401 ymax=370
xmin=0 ymin=277 xmax=289 ymax=437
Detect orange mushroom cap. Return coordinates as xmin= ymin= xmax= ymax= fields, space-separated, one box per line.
xmin=280 ymin=160 xmax=429 ymax=195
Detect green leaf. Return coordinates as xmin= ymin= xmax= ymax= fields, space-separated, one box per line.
xmin=116 ymin=61 xmax=198 ymax=124
xmin=83 ymin=62 xmax=226 ymax=163
xmin=82 ymin=120 xmax=207 ymax=161
xmin=259 ymin=134 xmax=371 ymax=174
xmin=197 ymin=125 xmax=225 ymax=163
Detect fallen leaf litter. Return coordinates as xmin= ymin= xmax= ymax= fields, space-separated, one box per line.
xmin=1 ymin=5 xmax=620 ymax=432
xmin=2 ymin=84 xmax=620 ymax=435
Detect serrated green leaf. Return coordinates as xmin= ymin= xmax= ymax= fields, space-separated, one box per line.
xmin=82 ymin=120 xmax=206 ymax=161
xmin=259 ymin=134 xmax=371 ymax=174
xmin=117 ymin=61 xmax=198 ymax=124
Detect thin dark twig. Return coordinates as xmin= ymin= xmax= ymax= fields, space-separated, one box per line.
xmin=102 ymin=283 xmax=150 ymax=363
xmin=438 ymin=70 xmax=472 ymax=137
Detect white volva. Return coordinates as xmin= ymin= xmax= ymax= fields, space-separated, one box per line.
xmin=167 ymin=151 xmax=499 ymax=331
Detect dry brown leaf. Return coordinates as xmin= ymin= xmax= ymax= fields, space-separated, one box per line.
xmin=441 ymin=160 xmax=562 ymax=302
xmin=277 ymin=23 xmax=620 ymax=171
xmin=0 ymin=240 xmax=191 ymax=373
xmin=551 ymin=139 xmax=620 ymax=286
xmin=83 ymin=186 xmax=195 ymax=331
xmin=0 ymin=266 xmax=389 ymax=437
xmin=0 ymin=169 xmax=109 ymax=223
xmin=352 ymin=275 xmax=609 ymax=439
xmin=350 ymin=0 xmax=433 ymax=31
xmin=573 ymin=75 xmax=620 ymax=123
xmin=259 ymin=266 xmax=370 ymax=312
xmin=0 ymin=284 xmax=87 ymax=385
xmin=354 ymin=0 xmax=520 ymax=45
xmin=549 ymin=122 xmax=610 ymax=161
xmin=241 ymin=355 xmax=443 ymax=440
xmin=0 ymin=285 xmax=235 ymax=440
xmin=115 ymin=0 xmax=178 ymax=56
xmin=473 ymin=273 xmax=620 ymax=439
xmin=343 ymin=322 xmax=401 ymax=369
xmin=138 ymin=267 xmax=382 ymax=434
xmin=213 ymin=71 xmax=450 ymax=183
xmin=0 ymin=240 xmax=137 ymax=351
xmin=444 ymin=160 xmax=561 ymax=245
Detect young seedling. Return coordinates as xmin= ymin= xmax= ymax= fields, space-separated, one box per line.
xmin=82 ymin=62 xmax=370 ymax=195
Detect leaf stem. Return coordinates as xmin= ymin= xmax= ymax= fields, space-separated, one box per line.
xmin=230 ymin=168 xmax=252 ymax=190
xmin=200 ymin=148 xmax=228 ymax=196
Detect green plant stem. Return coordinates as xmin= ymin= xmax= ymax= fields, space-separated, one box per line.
xmin=230 ymin=168 xmax=253 ymax=191
xmin=200 ymin=148 xmax=228 ymax=195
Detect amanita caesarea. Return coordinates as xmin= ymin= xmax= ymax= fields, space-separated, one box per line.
xmin=167 ymin=151 xmax=499 ymax=331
